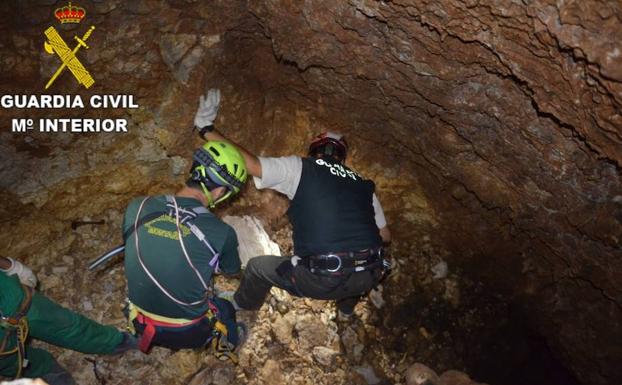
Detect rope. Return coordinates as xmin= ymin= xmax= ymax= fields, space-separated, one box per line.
xmin=0 ymin=318 xmax=29 ymax=378
xmin=134 ymin=197 xmax=206 ymax=306
xmin=0 ymin=285 xmax=33 ymax=379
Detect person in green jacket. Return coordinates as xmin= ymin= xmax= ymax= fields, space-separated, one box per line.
xmin=122 ymin=140 xmax=247 ymax=360
xmin=0 ymin=256 xmax=136 ymax=385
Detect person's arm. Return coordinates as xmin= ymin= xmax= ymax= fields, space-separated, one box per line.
xmin=193 ymin=88 xmax=262 ymax=177
xmin=372 ymin=194 xmax=391 ymax=245
xmin=217 ymin=227 xmax=242 ymax=276
xmin=204 ymin=129 xmax=262 ymax=178
xmin=379 ymin=226 xmax=391 ymax=244
xmin=0 ymin=256 xmax=38 ymax=287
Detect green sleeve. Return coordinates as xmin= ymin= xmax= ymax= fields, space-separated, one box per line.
xmin=218 ymin=227 xmax=241 ymax=274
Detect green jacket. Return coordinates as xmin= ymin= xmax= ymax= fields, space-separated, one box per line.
xmin=0 ymin=273 xmax=24 ymax=321
xmin=1 ymin=273 xmax=122 ymax=378
xmin=123 ymin=195 xmax=240 ymax=319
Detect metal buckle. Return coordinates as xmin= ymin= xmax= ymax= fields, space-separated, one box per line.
xmin=0 ymin=315 xmax=18 ymax=329
xmin=325 ymin=254 xmax=342 ymax=273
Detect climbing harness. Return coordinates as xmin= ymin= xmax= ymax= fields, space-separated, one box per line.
xmin=0 ymin=284 xmax=34 ymax=379
xmin=126 ymin=195 xmax=239 ymax=362
xmin=128 ymin=301 xmax=239 ymax=363
xmin=89 ymin=194 xmax=240 ymax=361
xmin=298 ymin=247 xmax=388 ymax=276
xmin=132 ymin=195 xmax=220 ymax=306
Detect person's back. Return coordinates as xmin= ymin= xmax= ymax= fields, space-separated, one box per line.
xmin=288 ymin=156 xmax=382 ymax=256
xmin=124 ymin=195 xmax=240 ymax=320
xmin=122 ymin=141 xmax=247 ymax=356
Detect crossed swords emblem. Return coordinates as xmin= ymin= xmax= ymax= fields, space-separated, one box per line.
xmin=43 ymin=25 xmax=95 ymax=89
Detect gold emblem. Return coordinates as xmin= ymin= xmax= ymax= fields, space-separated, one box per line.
xmin=43 ymin=25 xmax=95 ymax=90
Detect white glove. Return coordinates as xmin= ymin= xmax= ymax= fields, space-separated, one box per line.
xmin=1 ymin=258 xmax=37 ymax=287
xmin=194 ymin=88 xmax=220 ymax=129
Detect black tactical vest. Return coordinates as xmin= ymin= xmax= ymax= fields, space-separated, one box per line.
xmin=287 ymin=157 xmax=382 ymax=256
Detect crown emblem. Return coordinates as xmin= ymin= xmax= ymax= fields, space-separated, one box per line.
xmin=54 ymin=2 xmax=86 ymax=24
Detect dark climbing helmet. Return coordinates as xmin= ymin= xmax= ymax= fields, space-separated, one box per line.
xmin=308 ymin=131 xmax=348 ymax=163
xmin=190 ymin=141 xmax=247 ymax=207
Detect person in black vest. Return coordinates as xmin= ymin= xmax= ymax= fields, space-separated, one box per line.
xmin=193 ymin=89 xmax=391 ymax=317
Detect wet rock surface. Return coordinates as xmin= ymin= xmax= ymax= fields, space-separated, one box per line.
xmin=1 ymin=1 xmax=620 ymax=385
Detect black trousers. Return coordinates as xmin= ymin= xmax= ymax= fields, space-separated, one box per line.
xmin=234 ymin=255 xmax=382 ymax=314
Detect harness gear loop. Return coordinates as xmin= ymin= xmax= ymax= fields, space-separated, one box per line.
xmin=128 ymin=196 xmax=238 ymax=361
xmin=0 ymin=284 xmax=34 ymax=379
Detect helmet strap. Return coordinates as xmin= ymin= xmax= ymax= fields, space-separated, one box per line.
xmin=192 ymin=165 xmax=238 ymax=208
xmin=199 ymin=183 xmax=216 ymax=208
xmin=213 ymin=190 xmax=233 ymax=206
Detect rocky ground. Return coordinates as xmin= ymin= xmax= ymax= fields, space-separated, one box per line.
xmin=6 ymin=198 xmax=484 ymax=385
xmin=2 ymin=1 xmax=620 ymax=384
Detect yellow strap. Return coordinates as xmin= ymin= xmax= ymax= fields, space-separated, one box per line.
xmin=128 ymin=302 xmax=197 ymax=325
xmin=0 ymin=283 xmax=33 ymax=378
xmin=0 ymin=317 xmax=29 ymax=378
xmin=210 ymin=331 xmax=238 ymax=365
xmin=213 ymin=320 xmax=228 ymax=335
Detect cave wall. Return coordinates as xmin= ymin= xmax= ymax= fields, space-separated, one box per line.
xmin=0 ymin=1 xmax=621 ymax=385
xmin=231 ymin=2 xmax=622 ymax=384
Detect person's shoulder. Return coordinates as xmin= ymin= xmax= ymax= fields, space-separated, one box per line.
xmin=260 ymin=155 xmax=301 ymax=161
xmin=125 ymin=196 xmax=146 ymax=211
xmin=195 ymin=213 xmax=234 ymax=233
xmin=126 ymin=195 xmax=166 ymax=210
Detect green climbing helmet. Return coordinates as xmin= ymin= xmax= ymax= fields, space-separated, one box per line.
xmin=190 ymin=141 xmax=247 ymax=207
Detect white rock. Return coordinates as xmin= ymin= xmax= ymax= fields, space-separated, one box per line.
xmin=369 ymin=284 xmax=385 ymax=309
xmin=222 ymin=215 xmax=281 ymax=267
xmin=431 ymin=260 xmax=448 ymax=279
xmin=406 ymin=363 xmax=440 ymax=385
xmin=341 ymin=326 xmax=364 ymax=362
xmin=270 ymin=287 xmax=292 ymax=303
xmin=52 ymin=266 xmax=68 ymax=274
xmin=354 ymin=366 xmax=381 ymax=385
xmin=82 ymin=300 xmax=94 ymax=311
xmin=312 ymin=346 xmax=339 ymax=366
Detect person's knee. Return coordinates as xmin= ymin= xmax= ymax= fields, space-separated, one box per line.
xmin=245 ymin=257 xmax=260 ymax=274
xmin=245 ymin=255 xmax=274 ymax=276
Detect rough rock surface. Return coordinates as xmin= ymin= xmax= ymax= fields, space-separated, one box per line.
xmin=222 ymin=215 xmax=281 ymax=267
xmin=0 ymin=1 xmax=620 ymax=385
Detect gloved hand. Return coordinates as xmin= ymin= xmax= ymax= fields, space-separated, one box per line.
xmin=0 ymin=257 xmax=37 ymax=287
xmin=194 ymin=88 xmax=220 ymax=129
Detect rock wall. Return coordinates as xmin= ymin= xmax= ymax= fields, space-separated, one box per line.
xmin=0 ymin=1 xmax=620 ymax=385
xmin=234 ymin=2 xmax=622 ymax=384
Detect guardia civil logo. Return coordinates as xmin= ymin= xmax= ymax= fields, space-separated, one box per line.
xmin=43 ymin=2 xmax=96 ymax=90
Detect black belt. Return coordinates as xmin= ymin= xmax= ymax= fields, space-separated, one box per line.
xmin=299 ymin=247 xmax=384 ymax=275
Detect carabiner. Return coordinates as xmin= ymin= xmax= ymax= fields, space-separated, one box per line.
xmin=325 ymin=254 xmax=342 ymax=273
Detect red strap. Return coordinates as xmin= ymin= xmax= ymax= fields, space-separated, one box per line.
xmin=135 ymin=312 xmax=204 ymax=353
xmin=138 ymin=318 xmax=156 ymax=353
